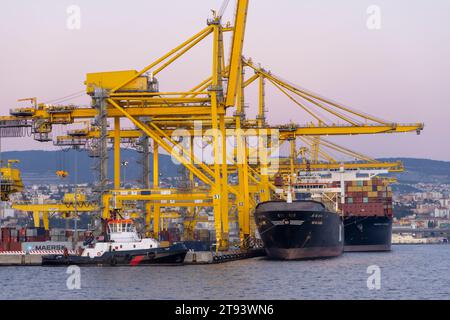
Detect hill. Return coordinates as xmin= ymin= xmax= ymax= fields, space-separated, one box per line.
xmin=380 ymin=158 xmax=450 ymax=184
xmin=1 ymin=151 xmax=450 ymax=186
xmin=1 ymin=149 xmax=179 ymax=185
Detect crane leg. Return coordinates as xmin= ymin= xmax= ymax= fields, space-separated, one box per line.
xmin=43 ymin=212 xmax=49 ymax=231
xmin=33 ymin=211 xmax=40 ymax=228
xmin=145 ymin=202 xmax=152 ymax=234
xmin=153 ymin=204 xmax=160 ymax=240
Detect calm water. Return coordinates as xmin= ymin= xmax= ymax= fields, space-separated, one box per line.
xmin=1 ymin=245 xmax=449 ymax=300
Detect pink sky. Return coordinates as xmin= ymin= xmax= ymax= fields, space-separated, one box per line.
xmin=0 ymin=0 xmax=449 ymax=160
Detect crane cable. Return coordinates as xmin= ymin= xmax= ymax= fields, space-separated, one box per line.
xmin=218 ymin=0 xmax=231 ymax=18
xmin=42 ymin=90 xmax=85 ymax=105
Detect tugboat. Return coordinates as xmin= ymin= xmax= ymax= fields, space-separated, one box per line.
xmin=42 ymin=219 xmax=188 ymax=266
xmin=255 ymin=200 xmax=344 ymax=260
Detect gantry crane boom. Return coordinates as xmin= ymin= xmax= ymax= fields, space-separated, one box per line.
xmin=225 ymin=0 xmax=249 ymax=108
xmin=243 ymin=58 xmax=424 ymax=134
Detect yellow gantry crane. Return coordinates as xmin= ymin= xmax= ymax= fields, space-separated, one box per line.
xmin=0 ymin=160 xmax=24 ymax=201
xmin=11 ymin=194 xmax=97 ymax=230
xmin=280 ymin=136 xmax=404 ymax=175
xmin=0 ymin=0 xmax=424 ymax=251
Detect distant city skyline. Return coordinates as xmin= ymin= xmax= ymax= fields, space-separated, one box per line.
xmin=0 ymin=0 xmax=449 ymax=160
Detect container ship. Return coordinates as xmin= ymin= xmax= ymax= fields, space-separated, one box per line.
xmin=340 ymin=177 xmax=393 ymax=252
xmin=254 ymin=200 xmax=344 ymax=260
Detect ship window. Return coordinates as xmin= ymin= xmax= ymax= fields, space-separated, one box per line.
xmin=110 ymin=224 xmax=118 ymax=233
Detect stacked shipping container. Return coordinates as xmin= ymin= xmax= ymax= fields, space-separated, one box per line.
xmin=338 ymin=177 xmax=393 ymax=217
xmin=159 ymin=228 xmax=181 ymax=243
xmin=0 ymin=227 xmax=51 ymax=251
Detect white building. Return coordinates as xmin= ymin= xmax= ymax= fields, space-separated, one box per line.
xmin=434 ymin=207 xmax=450 ymax=218
xmin=439 ymin=198 xmax=450 ymax=207
xmin=0 ymin=208 xmax=15 ymax=219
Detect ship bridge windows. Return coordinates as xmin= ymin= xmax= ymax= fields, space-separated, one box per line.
xmin=108 ymin=220 xmax=135 ymax=233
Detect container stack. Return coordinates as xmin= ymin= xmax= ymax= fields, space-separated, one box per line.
xmin=339 ymin=177 xmax=393 ymax=217
xmin=0 ymin=227 xmax=50 ymax=251
xmin=0 ymin=228 xmax=12 ymax=251
xmin=159 ymin=228 xmax=181 ymax=242
xmin=195 ymin=229 xmax=212 ymax=242
xmin=50 ymin=228 xmax=66 ymax=242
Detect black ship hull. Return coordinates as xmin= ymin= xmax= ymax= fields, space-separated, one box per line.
xmin=255 ymin=201 xmax=344 ymax=260
xmin=343 ymin=216 xmax=392 ymax=252
xmin=42 ymin=243 xmax=188 ymax=266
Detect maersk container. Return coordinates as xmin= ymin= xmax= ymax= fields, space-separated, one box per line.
xmin=21 ymin=241 xmax=74 ymax=251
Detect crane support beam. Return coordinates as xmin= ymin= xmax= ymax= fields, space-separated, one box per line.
xmin=55 ymin=122 xmax=424 ymax=144
xmin=279 ymin=124 xmax=424 ymax=136
xmin=114 ymin=117 xmax=121 ymax=189
xmin=225 ymin=0 xmax=249 ymax=108
xmin=107 ymin=99 xmax=215 ymax=187
xmin=273 ymin=162 xmax=404 ymax=173
xmin=12 ymin=203 xmax=98 ymax=211
xmin=110 ymin=26 xmax=214 ymax=93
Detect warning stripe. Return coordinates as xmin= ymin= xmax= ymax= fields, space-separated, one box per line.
xmin=0 ymin=250 xmax=77 ymax=255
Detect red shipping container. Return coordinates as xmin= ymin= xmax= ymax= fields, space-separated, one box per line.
xmin=1 ymin=242 xmax=10 ymax=251
xmin=1 ymin=228 xmax=10 ymax=239
xmin=9 ymin=242 xmax=22 ymax=251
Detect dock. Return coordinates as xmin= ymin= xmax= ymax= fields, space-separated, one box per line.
xmin=184 ymin=248 xmax=266 ymax=264
xmin=0 ymin=254 xmax=42 ymax=266
xmin=0 ymin=248 xmax=265 ymax=266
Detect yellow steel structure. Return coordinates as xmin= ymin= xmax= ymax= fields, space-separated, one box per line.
xmin=0 ymin=160 xmax=24 ymax=201
xmin=274 ymin=136 xmax=405 ymax=176
xmin=12 ymin=194 xmax=97 ymax=230
xmin=0 ymin=1 xmax=424 ymax=250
